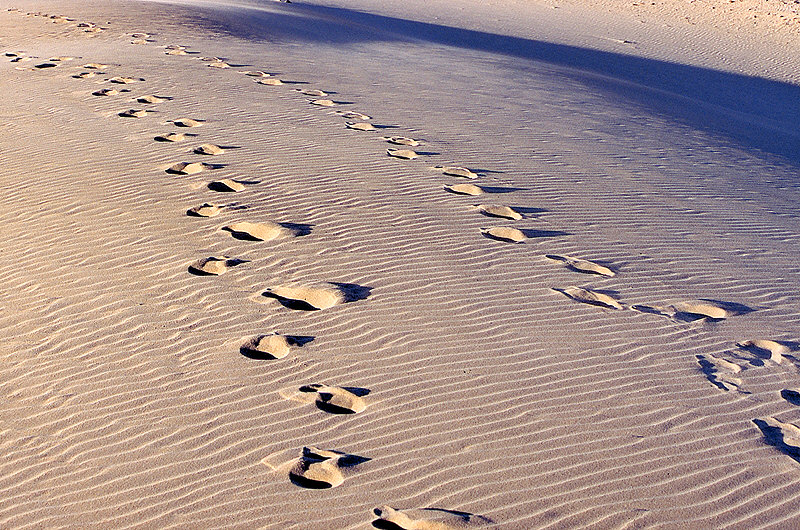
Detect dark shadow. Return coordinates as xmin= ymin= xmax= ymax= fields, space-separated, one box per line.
xmin=520 ymin=228 xmax=570 ymax=238
xmin=137 ymin=95 xmax=173 ymax=103
xmin=699 ymin=299 xmax=756 ymax=316
xmin=753 ymin=419 xmax=800 ymax=462
xmin=187 ymin=1 xmax=800 ymax=165
xmin=281 ymin=222 xmax=313 ymax=236
xmin=187 ymin=258 xmax=247 ymax=276
xmin=421 ymin=508 xmax=495 ymax=524
xmin=207 ymin=179 xmax=258 ymax=192
xmin=262 ymin=293 xmax=318 ymax=311
xmin=414 ymin=151 xmax=440 ymax=156
xmin=239 ymin=335 xmax=313 ymax=360
xmin=331 ymin=282 xmax=372 ymax=302
xmin=480 ymin=186 xmax=526 ymax=194
xmin=34 ymin=62 xmax=57 ymax=68
xmin=171 ymin=120 xmax=205 ymax=127
xmin=630 ymin=304 xmax=667 ymax=316
xmin=545 ymin=254 xmax=617 ymax=275
xmin=288 ymin=473 xmax=332 ymax=489
xmin=781 ymin=389 xmax=800 ymax=406
xmin=696 ymin=355 xmax=733 ymax=392
xmin=279 ymin=79 xmax=310 ymax=85
xmin=299 ymin=384 xmax=371 ymax=414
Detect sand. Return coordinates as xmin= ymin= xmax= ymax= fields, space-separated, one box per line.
xmin=2 ymin=0 xmax=800 ymax=527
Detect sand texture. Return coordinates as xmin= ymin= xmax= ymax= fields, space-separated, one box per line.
xmin=2 ymin=0 xmax=800 ymax=528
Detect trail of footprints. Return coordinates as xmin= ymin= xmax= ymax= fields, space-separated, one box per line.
xmin=7 ymin=5 xmax=800 ymax=523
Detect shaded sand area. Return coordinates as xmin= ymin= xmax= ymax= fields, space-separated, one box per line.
xmin=2 ymin=0 xmax=800 ymax=527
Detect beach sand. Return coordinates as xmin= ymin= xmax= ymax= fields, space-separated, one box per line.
xmin=1 ymin=0 xmax=800 ymax=527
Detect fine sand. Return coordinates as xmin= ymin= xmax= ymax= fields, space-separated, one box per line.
xmin=2 ymin=0 xmax=800 ymax=528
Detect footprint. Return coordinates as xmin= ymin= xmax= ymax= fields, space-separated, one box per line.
xmin=221 ymin=221 xmax=300 ymax=241
xmin=444 ymin=183 xmax=483 ymax=196
xmin=130 ymin=32 xmax=150 ymax=39
xmin=73 ymin=71 xmax=99 ymax=79
xmin=753 ymin=418 xmax=800 ymax=460
xmin=171 ymin=118 xmax=204 ymax=127
xmin=154 ymin=132 xmax=189 ymax=142
xmin=473 ymin=204 xmax=522 ymax=220
xmin=345 ymin=121 xmax=376 ymax=131
xmin=287 ymin=446 xmax=369 ymax=489
xmin=48 ymin=56 xmax=74 ymax=62
xmin=109 ymin=76 xmax=141 ymax=84
xmin=208 ymin=179 xmax=246 ymax=192
xmin=242 ymin=70 xmax=271 ymax=77
xmin=387 ymin=149 xmax=418 ymax=160
xmin=671 ymin=300 xmax=753 ymax=321
xmin=384 ymin=136 xmax=420 ymax=146
xmin=337 ymin=111 xmax=371 ymax=120
xmin=186 ymin=203 xmax=224 ymax=217
xmin=194 ymin=143 xmax=224 ymax=155
xmin=737 ymin=340 xmax=790 ymax=364
xmin=256 ymin=78 xmax=284 ymax=86
xmin=373 ymin=506 xmax=492 ymax=529
xmin=554 ymin=287 xmax=623 ymax=310
xmin=137 ymin=95 xmax=171 ymax=104
xmin=34 ymin=62 xmax=58 ymax=69
xmin=82 ymin=62 xmax=109 ymax=69
xmin=240 ymin=333 xmax=294 ymax=359
xmin=166 ymin=162 xmax=209 ymax=175
xmin=118 ymin=109 xmax=149 ymax=118
xmin=165 ymin=49 xmax=188 ymax=55
xmin=293 ymin=384 xmax=368 ymax=414
xmin=433 ymin=165 xmax=478 ymax=179
xmin=92 ymin=88 xmax=120 ymax=96
xmin=545 ymin=254 xmax=615 ymax=277
xmin=188 ymin=256 xmax=247 ymax=276
xmin=296 ymin=88 xmax=328 ymax=97
xmin=480 ymin=226 xmax=526 ymax=243
xmin=262 ymin=282 xmax=370 ymax=310
xmin=207 ymin=61 xmax=231 ymax=69
xmin=696 ymin=354 xmax=744 ymax=392
xmin=310 ymin=99 xmax=336 ymax=107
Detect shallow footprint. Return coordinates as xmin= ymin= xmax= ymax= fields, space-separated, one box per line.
xmin=670 ymin=301 xmax=742 ymax=321
xmin=118 ymin=108 xmax=149 ymax=118
xmin=310 ymin=99 xmax=335 ymax=107
xmin=480 ymin=226 xmax=526 ymax=243
xmin=387 ymin=148 xmax=418 ymax=160
xmin=82 ymin=62 xmax=109 ymax=69
xmin=753 ymin=417 xmax=800 ymax=460
xmin=171 ymin=118 xmax=204 ymax=127
xmin=297 ymin=88 xmax=328 ymax=97
xmin=194 ymin=143 xmax=224 ymax=155
xmin=337 ymin=111 xmax=372 ymax=121
xmin=433 ymin=165 xmax=478 ymax=179
xmin=696 ymin=354 xmax=744 ymax=392
xmin=346 ymin=121 xmax=376 ymax=131
xmin=222 ymin=221 xmax=299 ymax=241
xmin=384 ymin=136 xmax=420 ymax=147
xmin=256 ymin=78 xmax=284 ymax=86
xmin=292 ymin=384 xmax=368 ymax=414
xmin=73 ymin=71 xmax=100 ymax=79
xmin=373 ymin=505 xmax=492 ymax=529
xmin=242 ymin=70 xmax=271 ymax=77
xmin=444 ymin=183 xmax=483 ymax=196
xmin=186 ymin=202 xmax=223 ymax=217
xmin=240 ymin=333 xmax=294 ymax=359
xmin=92 ymin=88 xmax=119 ymax=96
xmin=545 ymin=254 xmax=615 ymax=277
xmin=474 ymin=204 xmax=522 ymax=220
xmin=288 ymin=446 xmax=369 ymax=489
xmin=208 ymin=179 xmax=246 ymax=192
xmin=262 ymin=282 xmax=369 ymax=310
xmin=737 ymin=339 xmax=790 ymax=364
xmin=109 ymin=76 xmax=140 ymax=84
xmin=554 ymin=286 xmax=623 ymax=310
xmin=166 ymin=162 xmax=209 ymax=175
xmin=188 ymin=256 xmax=247 ymax=275
xmin=155 ymin=132 xmax=189 ymax=142
xmin=137 ymin=94 xmax=171 ymax=104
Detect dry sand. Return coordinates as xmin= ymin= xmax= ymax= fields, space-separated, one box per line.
xmin=2 ymin=0 xmax=800 ymax=528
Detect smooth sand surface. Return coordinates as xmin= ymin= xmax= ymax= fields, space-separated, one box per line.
xmin=2 ymin=0 xmax=800 ymax=528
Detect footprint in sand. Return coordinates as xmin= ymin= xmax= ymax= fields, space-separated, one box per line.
xmin=166 ymin=162 xmax=212 ymax=175
xmin=48 ymin=56 xmax=74 ymax=62
xmin=554 ymin=287 xmax=624 ymax=310
xmin=696 ymin=354 xmax=744 ymax=392
xmin=109 ymin=76 xmax=141 ymax=84
xmin=155 ymin=132 xmax=191 ymax=142
xmin=283 ymin=384 xmax=369 ymax=414
xmin=262 ymin=282 xmax=370 ymax=311
xmin=118 ymin=109 xmax=150 ymax=118
xmin=188 ymin=256 xmax=247 ymax=276
xmin=208 ymin=179 xmax=247 ymax=192
xmin=221 ymin=221 xmax=302 ymax=241
xmin=92 ymin=88 xmax=120 ymax=96
xmin=240 ymin=333 xmax=296 ymax=360
xmin=186 ymin=203 xmax=224 ymax=217
xmin=444 ymin=183 xmax=483 ymax=196
xmin=165 ymin=48 xmax=188 ymax=55
xmin=736 ymin=340 xmax=790 ymax=364
xmin=753 ymin=418 xmax=800 ymax=460
xmin=473 ymin=204 xmax=523 ymax=220
xmin=337 ymin=111 xmax=371 ymax=121
xmin=130 ymin=32 xmax=150 ymax=39
xmin=373 ymin=506 xmax=493 ymax=529
xmin=256 ymin=78 xmax=284 ymax=86
xmin=433 ymin=165 xmax=479 ymax=179
xmin=137 ymin=95 xmax=172 ymax=104
xmin=285 ymin=446 xmax=369 ymax=489
xmin=384 ymin=136 xmax=420 ymax=146
xmin=345 ymin=121 xmax=376 ymax=131
xmin=73 ymin=71 xmax=100 ymax=79
xmin=633 ymin=299 xmax=753 ymax=322
xmin=171 ymin=118 xmax=204 ymax=127
xmin=480 ymin=226 xmax=526 ymax=243
xmin=387 ymin=148 xmax=418 ymax=160
xmin=545 ymin=254 xmax=615 ymax=277
xmin=206 ymin=61 xmax=231 ymax=69
xmin=194 ymin=143 xmax=224 ymax=155
xmin=310 ymin=99 xmax=336 ymax=107
xmin=241 ymin=70 xmax=271 ymax=77
xmin=82 ymin=62 xmax=109 ymax=69
xmin=296 ymin=88 xmax=328 ymax=97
